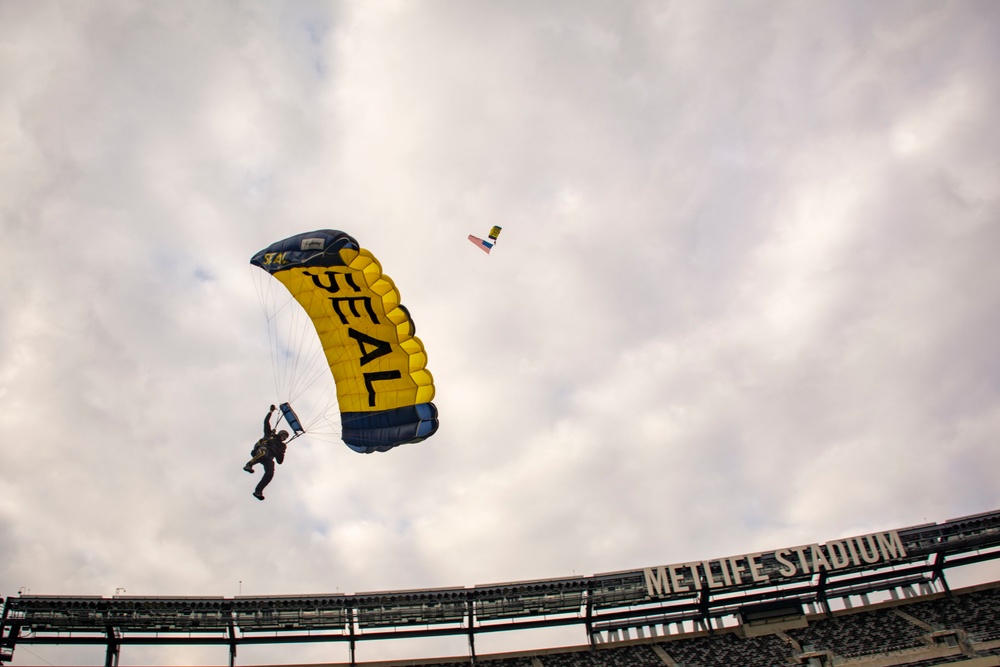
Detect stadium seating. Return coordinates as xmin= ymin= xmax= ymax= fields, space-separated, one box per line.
xmin=903 ymin=586 xmax=1000 ymax=641
xmin=540 ymin=644 xmax=664 ymax=667
xmin=785 ymin=607 xmax=927 ymax=657
xmin=462 ymin=583 xmax=1000 ymax=667
xmin=477 ymin=658 xmax=538 ymax=667
xmin=657 ymin=631 xmax=796 ymax=667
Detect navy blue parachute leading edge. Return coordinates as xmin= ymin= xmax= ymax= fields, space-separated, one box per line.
xmin=342 ymin=403 xmax=439 ymax=453
xmin=251 ymin=230 xmax=438 ymax=453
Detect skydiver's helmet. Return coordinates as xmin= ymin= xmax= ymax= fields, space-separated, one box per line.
xmin=278 ymin=430 xmax=289 ymax=441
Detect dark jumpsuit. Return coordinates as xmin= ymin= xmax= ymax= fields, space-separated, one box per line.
xmin=246 ymin=410 xmax=286 ymax=498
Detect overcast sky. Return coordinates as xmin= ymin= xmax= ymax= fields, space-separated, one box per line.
xmin=2 ymin=1 xmax=1000 ymax=665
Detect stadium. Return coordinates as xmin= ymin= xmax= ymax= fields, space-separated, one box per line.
xmin=3 ymin=507 xmax=1000 ymax=667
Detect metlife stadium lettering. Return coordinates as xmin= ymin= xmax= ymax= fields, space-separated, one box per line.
xmin=643 ymin=530 xmax=907 ymax=598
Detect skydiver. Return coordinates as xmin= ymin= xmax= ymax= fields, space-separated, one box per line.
xmin=243 ymin=405 xmax=289 ymax=501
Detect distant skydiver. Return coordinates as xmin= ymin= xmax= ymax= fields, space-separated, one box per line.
xmin=468 ymin=225 xmax=502 ymax=254
xmin=243 ymin=405 xmax=289 ymax=501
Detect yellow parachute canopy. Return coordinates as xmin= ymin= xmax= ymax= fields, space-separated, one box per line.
xmin=251 ymin=230 xmax=438 ymax=453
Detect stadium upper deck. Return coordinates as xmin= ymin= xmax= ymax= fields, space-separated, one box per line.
xmin=2 ymin=507 xmax=1000 ymax=666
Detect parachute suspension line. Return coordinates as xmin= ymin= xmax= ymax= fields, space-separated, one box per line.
xmin=276 ymin=307 xmax=327 ymax=406
xmin=273 ymin=280 xmax=298 ymax=398
xmin=290 ymin=373 xmax=341 ymax=444
xmin=284 ymin=304 xmax=338 ymax=404
xmin=253 ymin=267 xmax=328 ymax=404
xmin=265 ymin=278 xmax=350 ymax=406
xmin=254 ymin=267 xmax=288 ymax=396
xmin=251 ymin=266 xmax=343 ymax=444
xmin=252 ymin=267 xmax=285 ymax=401
xmin=278 ymin=295 xmax=307 ymax=400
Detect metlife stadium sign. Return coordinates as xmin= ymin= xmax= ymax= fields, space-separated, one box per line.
xmin=643 ymin=529 xmax=907 ymax=598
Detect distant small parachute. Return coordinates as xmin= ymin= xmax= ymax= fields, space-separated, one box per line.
xmin=251 ymin=230 xmax=438 ymax=453
xmin=468 ymin=225 xmax=502 ymax=254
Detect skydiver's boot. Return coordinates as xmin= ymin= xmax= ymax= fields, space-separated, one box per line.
xmin=253 ymin=491 xmax=265 ymax=501
xmin=243 ymin=463 xmax=254 ymax=473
